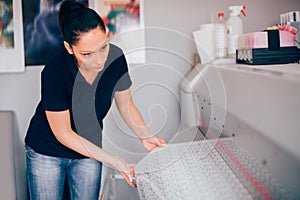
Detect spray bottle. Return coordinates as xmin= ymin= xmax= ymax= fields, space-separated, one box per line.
xmin=226 ymin=5 xmax=246 ymax=57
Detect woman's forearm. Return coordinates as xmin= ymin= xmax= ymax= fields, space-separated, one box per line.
xmin=56 ymin=128 xmax=115 ymax=165
xmin=46 ymin=110 xmax=135 ymax=187
xmin=46 ymin=110 xmax=117 ymax=166
xmin=114 ymin=89 xmax=154 ymax=139
xmin=119 ymin=99 xmax=153 ymax=139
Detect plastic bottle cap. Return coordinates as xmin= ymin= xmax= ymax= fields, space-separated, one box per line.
xmin=218 ymin=12 xmax=225 ymax=18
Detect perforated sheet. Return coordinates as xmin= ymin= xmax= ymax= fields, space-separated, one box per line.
xmin=135 ymin=138 xmax=292 ymax=200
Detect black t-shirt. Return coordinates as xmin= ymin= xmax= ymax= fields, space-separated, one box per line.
xmin=25 ymin=44 xmax=132 ymax=158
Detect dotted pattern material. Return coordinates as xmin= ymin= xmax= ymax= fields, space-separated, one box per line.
xmin=135 ymin=138 xmax=293 ymax=200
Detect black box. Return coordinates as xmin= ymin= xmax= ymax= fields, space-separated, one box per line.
xmin=236 ymin=46 xmax=300 ymax=65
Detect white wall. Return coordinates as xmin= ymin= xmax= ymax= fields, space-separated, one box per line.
xmin=0 ymin=67 xmax=42 ymax=137
xmin=144 ymin=0 xmax=300 ymax=35
xmin=0 ymin=0 xmax=300 ymax=199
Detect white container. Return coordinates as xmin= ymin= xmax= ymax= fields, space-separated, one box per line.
xmin=193 ymin=24 xmax=215 ymax=64
xmin=215 ymin=12 xmax=228 ymax=58
xmin=226 ymin=6 xmax=246 ymax=57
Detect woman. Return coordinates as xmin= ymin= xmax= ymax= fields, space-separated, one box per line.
xmin=24 ymin=1 xmax=166 ymax=199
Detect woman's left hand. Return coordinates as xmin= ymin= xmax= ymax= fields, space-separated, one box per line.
xmin=141 ymin=135 xmax=166 ymax=152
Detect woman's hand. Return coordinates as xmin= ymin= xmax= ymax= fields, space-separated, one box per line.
xmin=111 ymin=155 xmax=137 ymax=188
xmin=141 ymin=135 xmax=166 ymax=152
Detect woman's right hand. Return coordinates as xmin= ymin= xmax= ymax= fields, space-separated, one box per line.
xmin=111 ymin=155 xmax=137 ymax=188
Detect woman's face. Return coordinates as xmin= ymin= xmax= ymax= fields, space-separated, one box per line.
xmin=67 ymin=27 xmax=110 ymax=73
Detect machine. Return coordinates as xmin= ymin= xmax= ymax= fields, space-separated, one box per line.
xmin=101 ymin=62 xmax=300 ymax=200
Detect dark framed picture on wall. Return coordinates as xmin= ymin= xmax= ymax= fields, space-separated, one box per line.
xmin=22 ymin=0 xmax=92 ymax=66
xmin=0 ymin=0 xmax=24 ymax=72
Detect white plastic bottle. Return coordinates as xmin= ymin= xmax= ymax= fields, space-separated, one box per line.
xmin=215 ymin=12 xmax=227 ymax=58
xmin=226 ymin=5 xmax=246 ymax=57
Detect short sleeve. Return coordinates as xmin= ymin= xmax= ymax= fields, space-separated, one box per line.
xmin=41 ymin=69 xmax=69 ymax=111
xmin=114 ymin=54 xmax=132 ymax=91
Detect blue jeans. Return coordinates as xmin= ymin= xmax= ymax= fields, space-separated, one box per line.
xmin=25 ymin=145 xmax=102 ymax=200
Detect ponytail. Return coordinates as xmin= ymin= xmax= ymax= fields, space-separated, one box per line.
xmin=58 ymin=0 xmax=106 ymax=45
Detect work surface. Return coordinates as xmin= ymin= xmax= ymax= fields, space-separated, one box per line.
xmin=135 ymin=138 xmax=295 ymax=200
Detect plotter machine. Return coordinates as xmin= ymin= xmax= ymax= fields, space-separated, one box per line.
xmin=101 ymin=62 xmax=300 ymax=200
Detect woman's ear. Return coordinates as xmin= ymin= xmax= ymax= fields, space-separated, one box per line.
xmin=64 ymin=41 xmax=73 ymax=54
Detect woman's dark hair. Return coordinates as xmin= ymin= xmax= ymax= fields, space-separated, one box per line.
xmin=58 ymin=0 xmax=106 ymax=45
